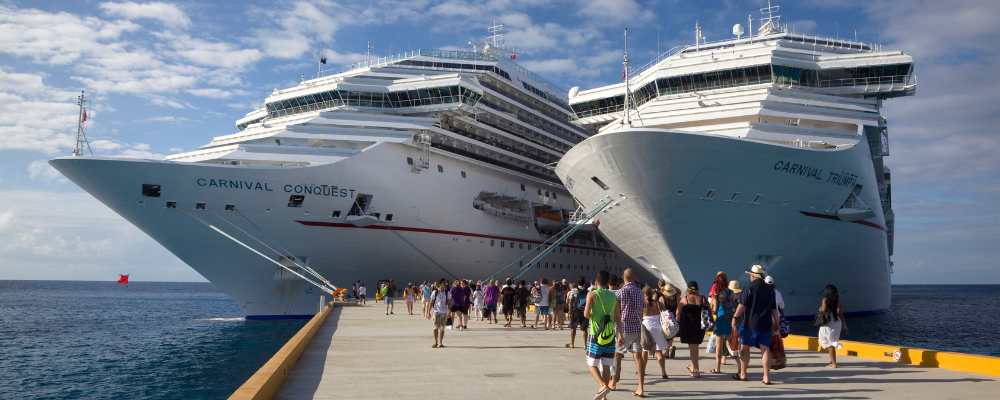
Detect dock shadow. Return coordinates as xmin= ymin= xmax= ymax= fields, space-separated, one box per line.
xmin=278 ymin=306 xmax=342 ymax=399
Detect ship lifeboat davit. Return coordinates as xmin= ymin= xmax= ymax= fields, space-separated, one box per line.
xmin=346 ymin=215 xmax=380 ymax=227
xmin=836 ymin=208 xmax=876 ymax=222
xmin=535 ymin=212 xmax=564 ymax=229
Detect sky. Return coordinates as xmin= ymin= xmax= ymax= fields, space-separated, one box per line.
xmin=0 ymin=0 xmax=997 ymax=284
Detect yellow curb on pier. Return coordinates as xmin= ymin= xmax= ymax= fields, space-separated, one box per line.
xmin=229 ymin=302 xmax=336 ymax=400
xmin=782 ymin=334 xmax=1000 ymax=377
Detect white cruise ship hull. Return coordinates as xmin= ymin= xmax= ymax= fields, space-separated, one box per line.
xmin=52 ymin=142 xmax=640 ymax=318
xmin=556 ymin=128 xmax=891 ymax=319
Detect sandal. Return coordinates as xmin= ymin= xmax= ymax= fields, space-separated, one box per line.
xmin=565 ymin=344 xmax=575 ymax=348
xmin=732 ymin=374 xmax=747 ymax=381
xmin=762 ymin=381 xmax=772 ymax=385
xmin=709 ymin=368 xmax=721 ymax=374
xmin=432 ymin=344 xmax=438 ymax=348
xmin=661 ymin=374 xmax=669 ymax=379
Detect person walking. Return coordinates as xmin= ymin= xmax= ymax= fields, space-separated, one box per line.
xmin=551 ymin=281 xmax=567 ymax=330
xmin=676 ymin=281 xmax=707 ymax=378
xmin=430 ymin=282 xmax=450 ymax=348
xmin=709 ymin=273 xmax=735 ymax=374
xmin=533 ymin=278 xmax=552 ymax=330
xmin=660 ymin=283 xmax=680 ymax=359
xmin=610 ymin=268 xmax=647 ymax=397
xmin=483 ymin=281 xmax=499 ymax=323
xmin=352 ymin=283 xmax=357 ymax=300
xmin=501 ymin=279 xmax=517 ymax=327
xmin=404 ymin=283 xmax=415 ymax=315
xmin=641 ymin=286 xmax=670 ymax=380
xmin=384 ymin=279 xmax=397 ymax=315
xmin=421 ymin=280 xmax=432 ymax=319
xmin=472 ymin=284 xmax=485 ymax=321
xmin=819 ymin=284 xmax=848 ymax=368
xmin=726 ymin=280 xmax=744 ymax=376
xmin=584 ymin=270 xmax=620 ymax=400
xmin=358 ymin=284 xmax=367 ymax=305
xmin=567 ymin=277 xmax=590 ymax=348
xmin=449 ymin=280 xmax=471 ymax=330
xmin=516 ymin=280 xmax=531 ymax=328
xmin=730 ymin=265 xmax=780 ymax=384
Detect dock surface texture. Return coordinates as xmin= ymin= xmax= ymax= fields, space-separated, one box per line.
xmin=276 ymin=305 xmax=998 ymax=399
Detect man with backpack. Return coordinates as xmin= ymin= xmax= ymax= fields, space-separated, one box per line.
xmin=567 ymin=277 xmax=590 ymax=348
xmin=384 ymin=279 xmax=397 ymax=315
xmin=584 ymin=270 xmax=620 ymax=400
xmin=516 ymin=280 xmax=531 ymax=328
xmin=501 ymin=279 xmax=517 ymax=327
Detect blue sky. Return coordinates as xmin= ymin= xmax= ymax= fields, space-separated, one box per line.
xmin=1 ymin=0 xmax=998 ymax=284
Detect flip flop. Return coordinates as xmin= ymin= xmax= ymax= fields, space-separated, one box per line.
xmin=594 ymin=387 xmax=611 ymax=400
xmin=661 ymin=374 xmax=668 ymax=379
xmin=732 ymin=374 xmax=747 ymax=381
xmin=565 ymin=344 xmax=575 ymax=348
xmin=432 ymin=344 xmax=438 ymax=348
xmin=762 ymin=381 xmax=772 ymax=385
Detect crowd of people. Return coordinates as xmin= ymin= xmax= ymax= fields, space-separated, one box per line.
xmin=355 ymin=265 xmax=848 ymax=399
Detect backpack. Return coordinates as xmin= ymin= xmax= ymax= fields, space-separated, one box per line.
xmin=593 ymin=290 xmax=616 ymax=346
xmin=574 ymin=287 xmax=589 ymax=311
xmin=722 ymin=291 xmax=737 ymax=318
xmin=516 ymin=287 xmax=530 ymax=308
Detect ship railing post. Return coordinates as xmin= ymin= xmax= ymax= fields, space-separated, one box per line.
xmin=319 ymin=295 xmax=325 ymax=313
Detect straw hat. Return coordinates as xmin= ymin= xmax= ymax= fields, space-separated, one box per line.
xmin=663 ymin=284 xmax=677 ymax=296
xmin=745 ymin=264 xmax=767 ymax=278
xmin=728 ymin=280 xmax=742 ymax=293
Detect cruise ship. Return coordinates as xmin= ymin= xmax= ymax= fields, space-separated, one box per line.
xmin=51 ymin=30 xmax=643 ymax=318
xmin=555 ymin=7 xmax=914 ymax=319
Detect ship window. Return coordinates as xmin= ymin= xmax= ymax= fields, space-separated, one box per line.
xmin=545 ymin=191 xmax=550 ymax=198
xmin=195 ymin=202 xmax=207 ymax=210
xmin=538 ymin=189 xmax=542 ymax=195
xmin=501 ymin=241 xmax=505 ymax=247
xmin=701 ymin=190 xmax=716 ymax=200
xmin=591 ymin=177 xmax=610 ymax=190
xmin=559 ymin=247 xmax=563 ymax=253
xmin=519 ymin=243 xmax=524 ymax=249
xmin=461 ymin=171 xmax=467 ymax=178
xmin=491 ymin=240 xmax=495 ymax=247
xmin=553 ymin=193 xmax=558 ymax=199
xmin=560 ymin=264 xmax=564 ymax=269
xmin=225 ymin=204 xmax=235 ymax=211
xmin=142 ymin=184 xmax=161 ymax=197
xmin=288 ymin=195 xmax=305 ymax=207
xmin=520 ymin=184 xmax=526 ymax=191
xmin=727 ymin=192 xmax=741 ymax=202
xmin=332 ymin=210 xmax=342 ymax=218
xmin=373 ymin=213 xmax=381 ymax=219
xmin=166 ymin=201 xmax=177 ymax=209
xmin=752 ymin=195 xmax=764 ymax=204
xmin=407 ymin=157 xmax=413 ymax=165
xmin=545 ymin=263 xmax=549 ymax=268
xmin=386 ymin=214 xmax=393 ymax=222
xmin=438 ymin=165 xmax=443 ymax=173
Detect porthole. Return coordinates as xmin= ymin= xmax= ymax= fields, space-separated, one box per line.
xmin=225 ymin=204 xmax=235 ymax=211
xmin=136 ymin=200 xmax=145 ymax=206
xmin=265 ymin=208 xmax=272 ymax=213
xmin=676 ymin=190 xmax=684 ymax=196
xmin=195 ymin=202 xmax=207 ymax=210
xmin=165 ymin=201 xmax=177 ymax=209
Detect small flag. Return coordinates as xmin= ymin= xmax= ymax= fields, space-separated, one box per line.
xmin=319 ymin=57 xmax=327 ymax=64
xmin=82 ymin=109 xmax=87 ymax=122
xmin=622 ymin=68 xmax=626 ymax=81
xmin=118 ymin=274 xmax=129 ymax=284
xmin=595 ymin=220 xmax=601 ymax=228
xmin=510 ymin=54 xmax=516 ymax=59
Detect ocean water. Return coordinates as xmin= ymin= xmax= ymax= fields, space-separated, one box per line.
xmin=0 ymin=281 xmax=307 ymax=400
xmin=790 ymin=284 xmax=1000 ymax=357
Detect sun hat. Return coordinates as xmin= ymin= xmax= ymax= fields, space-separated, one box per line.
xmin=663 ymin=284 xmax=677 ymax=296
xmin=744 ymin=264 xmax=767 ymax=278
xmin=728 ymin=280 xmax=742 ymax=293
xmin=764 ymin=276 xmax=774 ymax=284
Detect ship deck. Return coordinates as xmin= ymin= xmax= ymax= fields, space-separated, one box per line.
xmin=269 ymin=304 xmax=999 ymax=399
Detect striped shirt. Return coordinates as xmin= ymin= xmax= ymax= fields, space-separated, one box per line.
xmin=615 ymin=282 xmax=646 ymax=335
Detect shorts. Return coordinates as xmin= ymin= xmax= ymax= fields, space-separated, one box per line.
xmin=739 ymin=329 xmax=773 ymax=349
xmin=502 ymin=304 xmax=514 ymax=315
xmin=616 ymin=333 xmax=642 ymax=354
xmin=422 ymin=298 xmax=430 ymax=307
xmin=432 ymin=312 xmax=447 ymax=329
xmin=516 ymin=306 xmax=527 ymax=318
xmin=586 ymin=339 xmax=616 ymax=367
xmin=406 ymin=298 xmax=414 ymax=303
xmin=485 ymin=305 xmax=497 ymax=315
xmin=569 ymin=310 xmax=589 ymax=330
xmin=359 ymin=295 xmax=366 ymax=299
xmin=450 ymin=305 xmax=466 ymax=314
xmin=552 ymin=304 xmax=565 ymax=314
xmin=535 ymin=305 xmax=550 ymax=315
xmin=385 ymin=297 xmax=394 ymax=305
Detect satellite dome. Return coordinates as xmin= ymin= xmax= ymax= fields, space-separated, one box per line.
xmin=568 ymin=86 xmax=581 ymax=99
xmin=733 ymin=24 xmax=745 ymax=36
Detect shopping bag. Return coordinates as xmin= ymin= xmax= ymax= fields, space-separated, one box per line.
xmin=727 ymin=329 xmax=741 ymax=358
xmin=770 ymin=332 xmax=787 ymax=370
xmin=661 ymin=311 xmax=680 ymax=339
xmin=706 ymin=334 xmax=717 ymax=354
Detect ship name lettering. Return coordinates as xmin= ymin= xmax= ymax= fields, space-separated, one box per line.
xmin=283 ymin=184 xmax=355 ymax=198
xmin=197 ymin=178 xmax=273 ymax=191
xmin=773 ymin=161 xmax=823 ymax=181
xmin=826 ymin=172 xmax=858 ymax=188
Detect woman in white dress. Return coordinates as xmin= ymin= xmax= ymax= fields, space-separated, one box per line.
xmin=818 ymin=284 xmax=849 ymax=368
xmin=641 ymin=286 xmax=670 ymax=379
xmin=472 ymin=284 xmax=485 ymax=320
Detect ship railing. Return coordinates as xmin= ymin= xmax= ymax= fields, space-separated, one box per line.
xmin=476 ymin=79 xmax=585 ymax=135
xmin=817 ymin=74 xmax=914 ymax=89
xmin=268 ymin=99 xmax=345 ymax=119
xmin=320 ymin=49 xmax=568 ymax=99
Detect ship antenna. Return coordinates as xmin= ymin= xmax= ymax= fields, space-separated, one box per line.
xmin=317 ymin=45 xmax=327 ymax=78
xmin=623 ymin=28 xmax=631 ymax=128
xmin=73 ymin=91 xmax=93 ymax=157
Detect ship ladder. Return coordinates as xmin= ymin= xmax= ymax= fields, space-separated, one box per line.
xmin=482 ymin=198 xmax=613 ymax=283
xmin=173 ymin=205 xmax=337 ymax=295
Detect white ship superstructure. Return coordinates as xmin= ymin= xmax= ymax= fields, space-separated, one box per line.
xmin=556 ymin=7 xmax=914 ymax=318
xmin=52 ymin=33 xmax=643 ymax=318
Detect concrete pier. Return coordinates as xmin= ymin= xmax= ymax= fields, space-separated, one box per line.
xmin=274 ymin=305 xmax=999 ymax=399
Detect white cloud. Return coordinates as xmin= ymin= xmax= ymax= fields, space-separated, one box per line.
xmin=99 ymin=1 xmax=191 ymax=28
xmin=186 ymin=88 xmax=248 ymax=99
xmin=27 ymin=160 xmax=67 ymax=183
xmin=575 ymin=0 xmax=655 ymax=25
xmin=0 ymin=207 xmax=14 ymax=230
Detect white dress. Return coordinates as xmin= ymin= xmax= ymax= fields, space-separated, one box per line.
xmin=642 ymin=315 xmax=670 ymax=351
xmin=818 ymin=307 xmax=843 ymax=349
xmin=473 ymin=290 xmax=484 ymax=309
